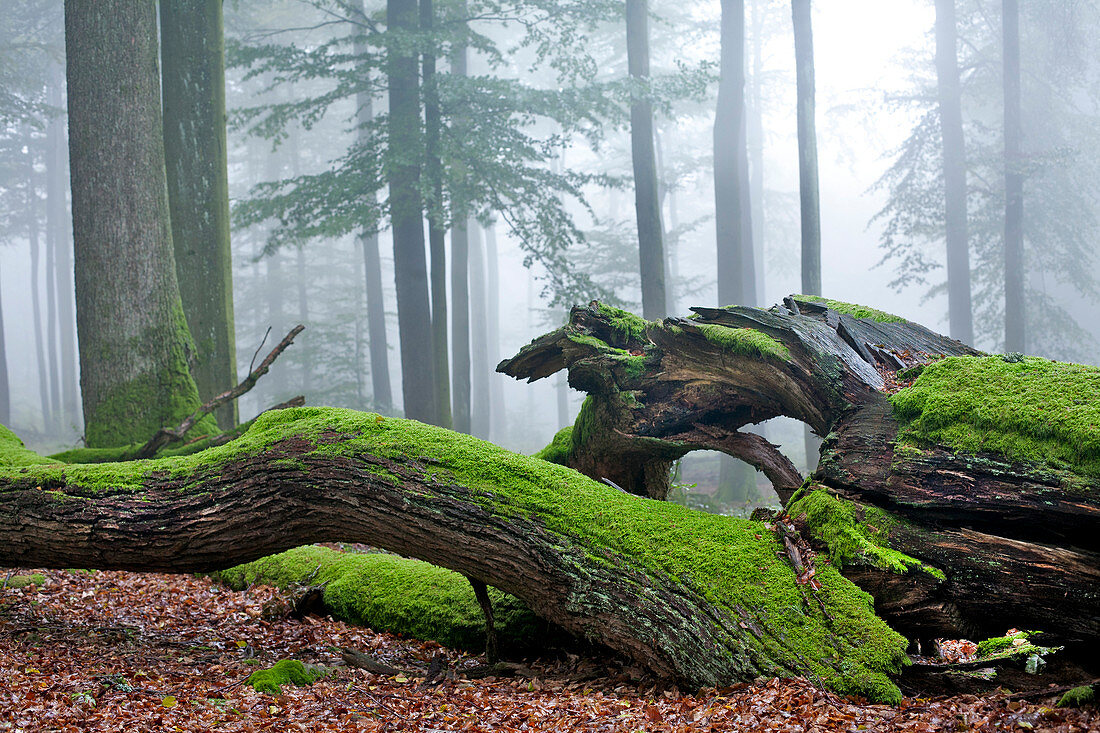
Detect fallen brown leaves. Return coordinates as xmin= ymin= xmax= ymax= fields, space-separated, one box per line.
xmin=0 ymin=568 xmax=1095 ymax=732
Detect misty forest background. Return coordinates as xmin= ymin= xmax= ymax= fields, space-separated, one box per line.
xmin=2 ymin=0 xmax=1099 ymax=511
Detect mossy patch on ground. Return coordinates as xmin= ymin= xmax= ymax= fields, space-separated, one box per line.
xmin=697 ymin=324 xmax=790 ymax=361
xmin=891 ymin=355 xmax=1100 ymax=480
xmin=535 ymin=427 xmax=574 ymax=466
xmin=793 ymin=296 xmax=906 ymax=323
xmin=246 ymin=659 xmax=330 ymax=694
xmin=1058 ymin=685 xmax=1096 ymax=708
xmin=0 ymin=425 xmax=59 ymax=468
xmin=787 ymin=487 xmax=944 ymax=580
xmin=3 ymin=573 xmax=46 ymax=589
xmin=0 ymin=408 xmax=909 ymax=702
xmin=215 ymin=546 xmax=548 ymax=652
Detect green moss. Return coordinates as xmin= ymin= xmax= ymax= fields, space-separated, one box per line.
xmin=0 ymin=425 xmax=59 ymax=467
xmin=534 ymin=427 xmax=574 ymax=466
xmin=620 ymin=353 xmax=650 ymax=380
xmin=892 ymin=355 xmax=1100 ymax=479
xmin=794 ymin=296 xmax=906 ymax=323
xmin=697 ymin=325 xmax=790 ymax=361
xmin=216 ymin=546 xmax=547 ymax=652
xmin=4 ymin=573 xmax=46 ymax=588
xmin=787 ymin=488 xmax=945 ymax=580
xmin=1058 ymin=685 xmax=1096 ymax=708
xmin=246 ymin=659 xmax=329 ymax=694
xmin=595 ymin=303 xmax=649 ymax=342
xmin=0 ymin=409 xmax=908 ymax=701
xmin=568 ymin=334 xmax=617 ymax=352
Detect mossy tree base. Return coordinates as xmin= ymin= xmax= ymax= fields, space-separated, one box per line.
xmin=503 ymin=298 xmax=1100 ymax=664
xmin=0 ymin=408 xmax=908 ymax=701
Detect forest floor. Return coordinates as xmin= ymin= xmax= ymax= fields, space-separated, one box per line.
xmin=0 ymin=568 xmax=1096 ymax=732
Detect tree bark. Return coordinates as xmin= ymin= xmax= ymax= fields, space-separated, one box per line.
xmin=626 ymin=0 xmax=666 ymax=320
xmin=500 ymin=297 xmax=1100 ymax=658
xmin=352 ymin=11 xmax=393 ymax=414
xmin=469 ymin=220 xmax=491 ymax=440
xmin=65 ymin=0 xmax=208 ymax=448
xmin=715 ymin=0 xmax=752 ymax=309
xmin=160 ymin=0 xmax=238 ymax=430
xmin=792 ymin=0 xmax=821 ymax=298
xmin=484 ymin=222 xmax=506 ymax=441
xmin=387 ymin=0 xmax=436 ymax=424
xmin=0 ymin=272 xmax=8 ymax=426
xmin=935 ymin=0 xmax=974 ymax=346
xmin=421 ymin=0 xmax=452 ymax=429
xmin=449 ymin=7 xmax=471 ymax=435
xmin=1002 ymin=0 xmax=1025 ymax=353
xmin=25 ymin=129 xmax=54 ymax=433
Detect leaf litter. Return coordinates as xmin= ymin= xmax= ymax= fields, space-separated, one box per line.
xmin=0 ymin=568 xmax=1096 ymax=732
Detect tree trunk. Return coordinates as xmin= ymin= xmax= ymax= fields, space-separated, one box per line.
xmin=935 ymin=0 xmax=973 ymax=346
xmin=1002 ymin=0 xmax=1025 ymax=353
xmin=469 ymin=220 xmax=490 ymax=440
xmin=160 ymin=0 xmax=238 ymax=430
xmin=47 ymin=63 xmax=79 ymax=432
xmin=499 ymin=296 xmax=1100 ymax=660
xmin=748 ymin=0 xmax=766 ymax=305
xmin=387 ymin=0 xmax=436 ymax=424
xmin=352 ymin=12 xmax=393 ymax=414
xmin=715 ymin=0 xmax=752 ymax=308
xmin=65 ymin=0 xmax=209 ymax=448
xmin=792 ymin=0 xmax=820 ymax=298
xmin=0 ymin=271 xmax=8 ymax=426
xmin=421 ymin=0 xmax=451 ymax=429
xmin=484 ymin=222 xmax=506 ymax=441
xmin=25 ymin=130 xmax=53 ymax=433
xmin=0 ymin=407 xmax=908 ymax=701
xmin=626 ymin=0 xmax=666 ymax=320
xmin=449 ymin=7 xmax=471 ymax=434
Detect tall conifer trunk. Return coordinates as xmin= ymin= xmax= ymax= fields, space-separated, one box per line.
xmin=65 ymin=0 xmax=208 ymax=447
xmin=484 ymin=222 xmax=506 ymax=441
xmin=160 ymin=0 xmax=237 ymax=429
xmin=420 ymin=0 xmax=451 ymax=428
xmin=469 ymin=221 xmax=490 ymax=440
xmin=387 ymin=0 xmax=436 ymax=423
xmin=1002 ymin=0 xmax=1025 ymax=353
xmin=792 ymin=0 xmax=820 ymax=297
xmin=935 ymin=0 xmax=973 ymax=345
xmin=626 ymin=0 xmax=666 ymax=319
xmin=450 ymin=2 xmax=472 ymax=435
xmin=25 ymin=131 xmax=54 ymax=432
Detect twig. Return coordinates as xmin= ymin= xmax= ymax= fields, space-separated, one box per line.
xmin=339 ymin=647 xmax=410 ymax=677
xmin=249 ymin=327 xmax=273 ymax=375
xmin=136 ymin=325 xmax=304 ymax=458
xmin=351 ymin=686 xmax=401 ymax=716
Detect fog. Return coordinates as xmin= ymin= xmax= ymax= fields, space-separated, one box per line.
xmin=3 ymin=0 xmax=1098 ymax=509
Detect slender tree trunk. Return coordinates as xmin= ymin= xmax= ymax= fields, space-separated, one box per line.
xmin=1002 ymin=0 xmax=1025 ymax=353
xmin=749 ymin=0 xmax=766 ymax=305
xmin=0 ymin=271 xmax=8 ymax=426
xmin=715 ymin=0 xmax=752 ymax=308
xmin=295 ymin=246 xmax=311 ymax=387
xmin=353 ymin=14 xmax=393 ymax=414
xmin=485 ymin=222 xmax=506 ymax=441
xmin=47 ymin=64 xmax=78 ymax=432
xmin=469 ymin=220 xmax=491 ymax=440
xmin=25 ymin=131 xmax=53 ymax=433
xmin=66 ymin=0 xmax=208 ymax=447
xmin=626 ymin=0 xmax=666 ymax=319
xmin=420 ymin=0 xmax=451 ymax=428
xmin=792 ymin=0 xmax=821 ymax=298
xmin=160 ymin=0 xmax=237 ymax=429
xmin=935 ymin=0 xmax=973 ymax=346
xmin=654 ymin=129 xmax=677 ymax=315
xmin=738 ymin=104 xmax=757 ymax=306
xmin=44 ymin=186 xmax=60 ymax=433
xmin=556 ymin=374 xmax=569 ymax=429
xmin=387 ymin=0 xmax=436 ymax=423
xmin=449 ymin=7 xmax=471 ymax=434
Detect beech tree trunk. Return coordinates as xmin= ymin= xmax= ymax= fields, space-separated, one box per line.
xmin=65 ymin=0 xmax=208 ymax=448
xmin=499 ymin=297 xmax=1100 ymax=657
xmin=792 ymin=0 xmax=820 ymax=297
xmin=160 ymin=0 xmax=238 ymax=430
xmin=1002 ymin=0 xmax=1025 ymax=353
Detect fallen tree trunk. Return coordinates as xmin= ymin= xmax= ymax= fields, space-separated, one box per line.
xmin=0 ymin=408 xmax=907 ymax=701
xmin=499 ymin=298 xmax=1100 ymax=657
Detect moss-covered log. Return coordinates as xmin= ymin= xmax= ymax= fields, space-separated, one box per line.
xmin=0 ymin=408 xmax=907 ymax=701
xmin=501 ymin=298 xmax=1100 ymax=658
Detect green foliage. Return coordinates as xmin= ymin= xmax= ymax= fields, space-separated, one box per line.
xmin=976 ymin=630 xmax=1032 ymax=657
xmin=892 ymin=355 xmax=1100 ymax=480
xmin=534 ymin=426 xmax=574 ymax=465
xmin=246 ymin=659 xmax=329 ymax=695
xmin=793 ymin=296 xmax=905 ymax=324
xmin=216 ymin=546 xmax=546 ymax=652
xmin=0 ymin=409 xmax=908 ymax=701
xmin=1058 ymin=685 xmax=1096 ymax=708
xmin=787 ymin=487 xmax=944 ymax=580
xmin=697 ymin=325 xmax=791 ymax=361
